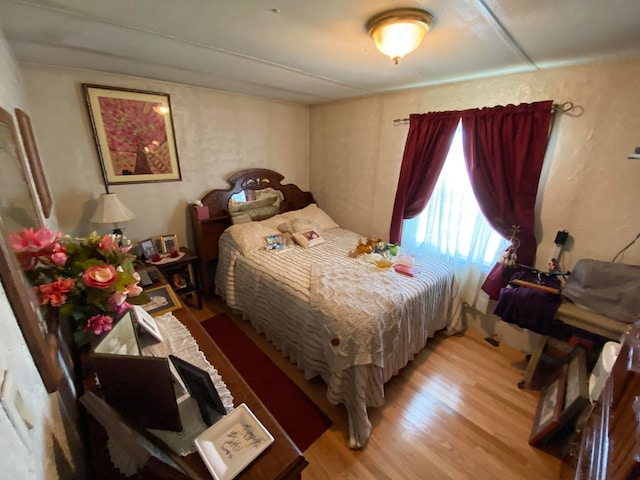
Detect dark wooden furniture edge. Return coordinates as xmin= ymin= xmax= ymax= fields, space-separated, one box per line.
xmin=190 ymin=168 xmax=315 ymax=296
xmin=572 ymin=320 xmax=640 ymax=479
xmin=174 ymin=307 xmax=309 ymax=479
xmin=200 ymin=168 xmax=315 ymax=219
xmin=82 ymin=273 xmax=308 ymax=479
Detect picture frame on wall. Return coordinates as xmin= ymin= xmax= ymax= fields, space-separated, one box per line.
xmin=82 ymin=84 xmax=182 ymax=186
xmin=0 ymin=106 xmax=61 ymax=393
xmin=160 ymin=234 xmax=179 ymax=254
xmin=14 ymin=109 xmax=53 ymax=218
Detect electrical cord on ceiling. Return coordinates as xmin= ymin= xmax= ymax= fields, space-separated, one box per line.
xmin=612 ymin=231 xmax=640 ymax=262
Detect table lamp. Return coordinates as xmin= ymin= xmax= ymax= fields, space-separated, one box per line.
xmin=90 ymin=193 xmax=136 ymax=236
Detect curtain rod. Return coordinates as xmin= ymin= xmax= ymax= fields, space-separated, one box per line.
xmin=392 ymin=101 xmax=576 ymax=126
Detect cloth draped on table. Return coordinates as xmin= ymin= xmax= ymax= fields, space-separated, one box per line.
xmin=493 ymin=270 xmax=562 ymax=336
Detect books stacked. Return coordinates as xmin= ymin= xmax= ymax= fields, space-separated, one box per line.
xmin=264 ymin=234 xmax=289 ymax=253
xmin=292 ymin=230 xmax=324 ymax=248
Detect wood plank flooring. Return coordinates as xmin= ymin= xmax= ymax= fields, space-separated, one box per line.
xmin=187 ymin=296 xmax=565 ymax=480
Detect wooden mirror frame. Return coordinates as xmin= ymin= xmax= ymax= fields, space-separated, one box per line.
xmin=199 ymin=168 xmax=315 ymax=219
xmin=0 ymin=106 xmax=61 ymax=392
xmin=191 ymin=168 xmax=315 ymax=296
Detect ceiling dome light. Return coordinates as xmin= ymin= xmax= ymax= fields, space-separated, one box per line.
xmin=367 ymin=8 xmax=433 ymax=64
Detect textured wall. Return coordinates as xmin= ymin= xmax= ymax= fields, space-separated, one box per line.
xmin=310 ymin=59 xmax=640 ymax=350
xmin=0 ymin=28 xmax=75 ymax=479
xmin=20 ymin=64 xmax=310 ymax=247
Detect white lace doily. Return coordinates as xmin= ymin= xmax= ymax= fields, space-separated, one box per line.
xmin=107 ymin=312 xmax=234 ymax=475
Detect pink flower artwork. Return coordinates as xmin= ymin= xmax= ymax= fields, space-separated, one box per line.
xmin=97 ymin=96 xmax=172 ymax=177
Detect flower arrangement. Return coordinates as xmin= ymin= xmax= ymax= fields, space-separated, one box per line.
xmin=10 ymin=227 xmax=147 ymax=345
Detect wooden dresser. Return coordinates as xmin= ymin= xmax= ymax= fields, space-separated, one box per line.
xmin=574 ymin=320 xmax=640 ymax=479
xmin=83 ymin=272 xmax=307 ymax=479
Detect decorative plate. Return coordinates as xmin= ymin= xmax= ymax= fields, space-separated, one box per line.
xmin=194 ymin=403 xmax=274 ymax=480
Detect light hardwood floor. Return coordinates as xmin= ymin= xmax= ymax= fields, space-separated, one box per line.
xmin=187 ymin=296 xmax=566 ymax=480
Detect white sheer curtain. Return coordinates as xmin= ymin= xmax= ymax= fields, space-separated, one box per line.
xmin=402 ymin=123 xmax=505 ymax=311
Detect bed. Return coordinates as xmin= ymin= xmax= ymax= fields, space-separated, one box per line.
xmin=194 ymin=169 xmax=463 ymax=448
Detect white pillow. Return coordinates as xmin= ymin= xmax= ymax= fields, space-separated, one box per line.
xmin=226 ymin=222 xmax=280 ymax=253
xmin=291 ymin=204 xmax=338 ymax=232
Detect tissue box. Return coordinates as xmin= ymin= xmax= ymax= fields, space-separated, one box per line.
xmin=195 ymin=205 xmax=209 ymax=220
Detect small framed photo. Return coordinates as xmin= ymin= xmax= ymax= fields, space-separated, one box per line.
xmin=529 ymin=363 xmax=568 ymax=446
xmin=560 ymin=347 xmax=589 ymax=423
xmin=171 ymin=271 xmax=189 ymax=290
xmin=141 ymin=284 xmax=181 ymax=317
xmin=168 ymin=355 xmax=227 ymax=426
xmin=132 ymin=305 xmax=163 ymax=342
xmin=139 ymin=238 xmax=158 ymax=260
xmin=160 ymin=234 xmax=178 ymax=254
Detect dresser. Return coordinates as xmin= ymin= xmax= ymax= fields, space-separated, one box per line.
xmin=83 ymin=272 xmax=308 ymax=479
xmin=574 ymin=320 xmax=640 ymax=479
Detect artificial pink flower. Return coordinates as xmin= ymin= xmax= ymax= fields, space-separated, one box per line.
xmin=110 ymin=291 xmax=128 ymax=307
xmin=125 ymin=283 xmax=143 ymax=297
xmin=99 ymin=234 xmax=118 ymax=252
xmin=83 ymin=265 xmax=118 ymax=289
xmin=37 ymin=277 xmax=76 ymax=307
xmin=115 ymin=301 xmax=131 ymax=317
xmin=50 ymin=243 xmax=68 ymax=266
xmin=9 ymin=227 xmax=61 ymax=253
xmin=9 ymin=227 xmax=67 ymax=271
xmin=84 ymin=314 xmax=113 ymax=335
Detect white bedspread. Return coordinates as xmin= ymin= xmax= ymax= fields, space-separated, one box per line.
xmin=216 ymin=227 xmax=462 ymax=448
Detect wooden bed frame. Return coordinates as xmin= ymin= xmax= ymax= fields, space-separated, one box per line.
xmin=190 ymin=168 xmax=315 ymax=296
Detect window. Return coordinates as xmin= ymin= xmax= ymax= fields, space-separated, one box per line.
xmin=402 ymin=122 xmax=505 ymax=306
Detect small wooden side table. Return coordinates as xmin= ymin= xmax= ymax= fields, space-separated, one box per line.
xmin=146 ymin=247 xmax=202 ymax=309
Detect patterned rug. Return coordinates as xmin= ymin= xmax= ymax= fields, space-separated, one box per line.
xmin=201 ymin=313 xmax=332 ymax=451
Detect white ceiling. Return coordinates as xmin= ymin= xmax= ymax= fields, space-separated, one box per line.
xmin=1 ymin=0 xmax=640 ymax=105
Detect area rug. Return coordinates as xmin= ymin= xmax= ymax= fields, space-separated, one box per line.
xmin=201 ymin=313 xmax=331 ymax=451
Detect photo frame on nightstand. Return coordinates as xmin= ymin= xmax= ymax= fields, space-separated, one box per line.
xmin=140 ymin=238 xmax=158 ymax=261
xmin=160 ymin=234 xmax=179 ymax=254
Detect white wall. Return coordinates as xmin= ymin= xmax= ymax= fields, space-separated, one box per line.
xmin=310 ymin=59 xmax=640 ymax=351
xmin=19 ymin=64 xmax=310 ymax=248
xmin=0 ymin=28 xmax=76 ymax=479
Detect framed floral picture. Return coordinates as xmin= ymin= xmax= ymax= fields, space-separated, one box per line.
xmin=82 ymin=84 xmax=182 ymax=186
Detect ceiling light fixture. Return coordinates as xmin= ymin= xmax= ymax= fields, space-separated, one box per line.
xmin=366 ymin=8 xmax=433 ymax=65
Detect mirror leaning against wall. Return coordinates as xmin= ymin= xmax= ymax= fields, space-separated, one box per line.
xmin=0 ymin=105 xmax=61 ymax=392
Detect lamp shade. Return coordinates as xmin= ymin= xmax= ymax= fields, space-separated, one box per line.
xmin=367 ymin=8 xmax=433 ymax=64
xmin=90 ymin=193 xmax=136 ymax=226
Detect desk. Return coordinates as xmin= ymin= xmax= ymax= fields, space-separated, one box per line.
xmin=85 ymin=280 xmax=307 ymax=479
xmin=520 ymin=302 xmax=631 ymax=388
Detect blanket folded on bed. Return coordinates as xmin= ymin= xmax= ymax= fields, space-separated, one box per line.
xmin=309 ymin=263 xmax=403 ymax=370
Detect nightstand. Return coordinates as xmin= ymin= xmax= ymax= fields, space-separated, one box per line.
xmin=146 ymin=247 xmax=202 ymax=309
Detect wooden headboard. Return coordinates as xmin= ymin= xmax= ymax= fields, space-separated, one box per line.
xmin=190 ymin=168 xmax=315 ymax=296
